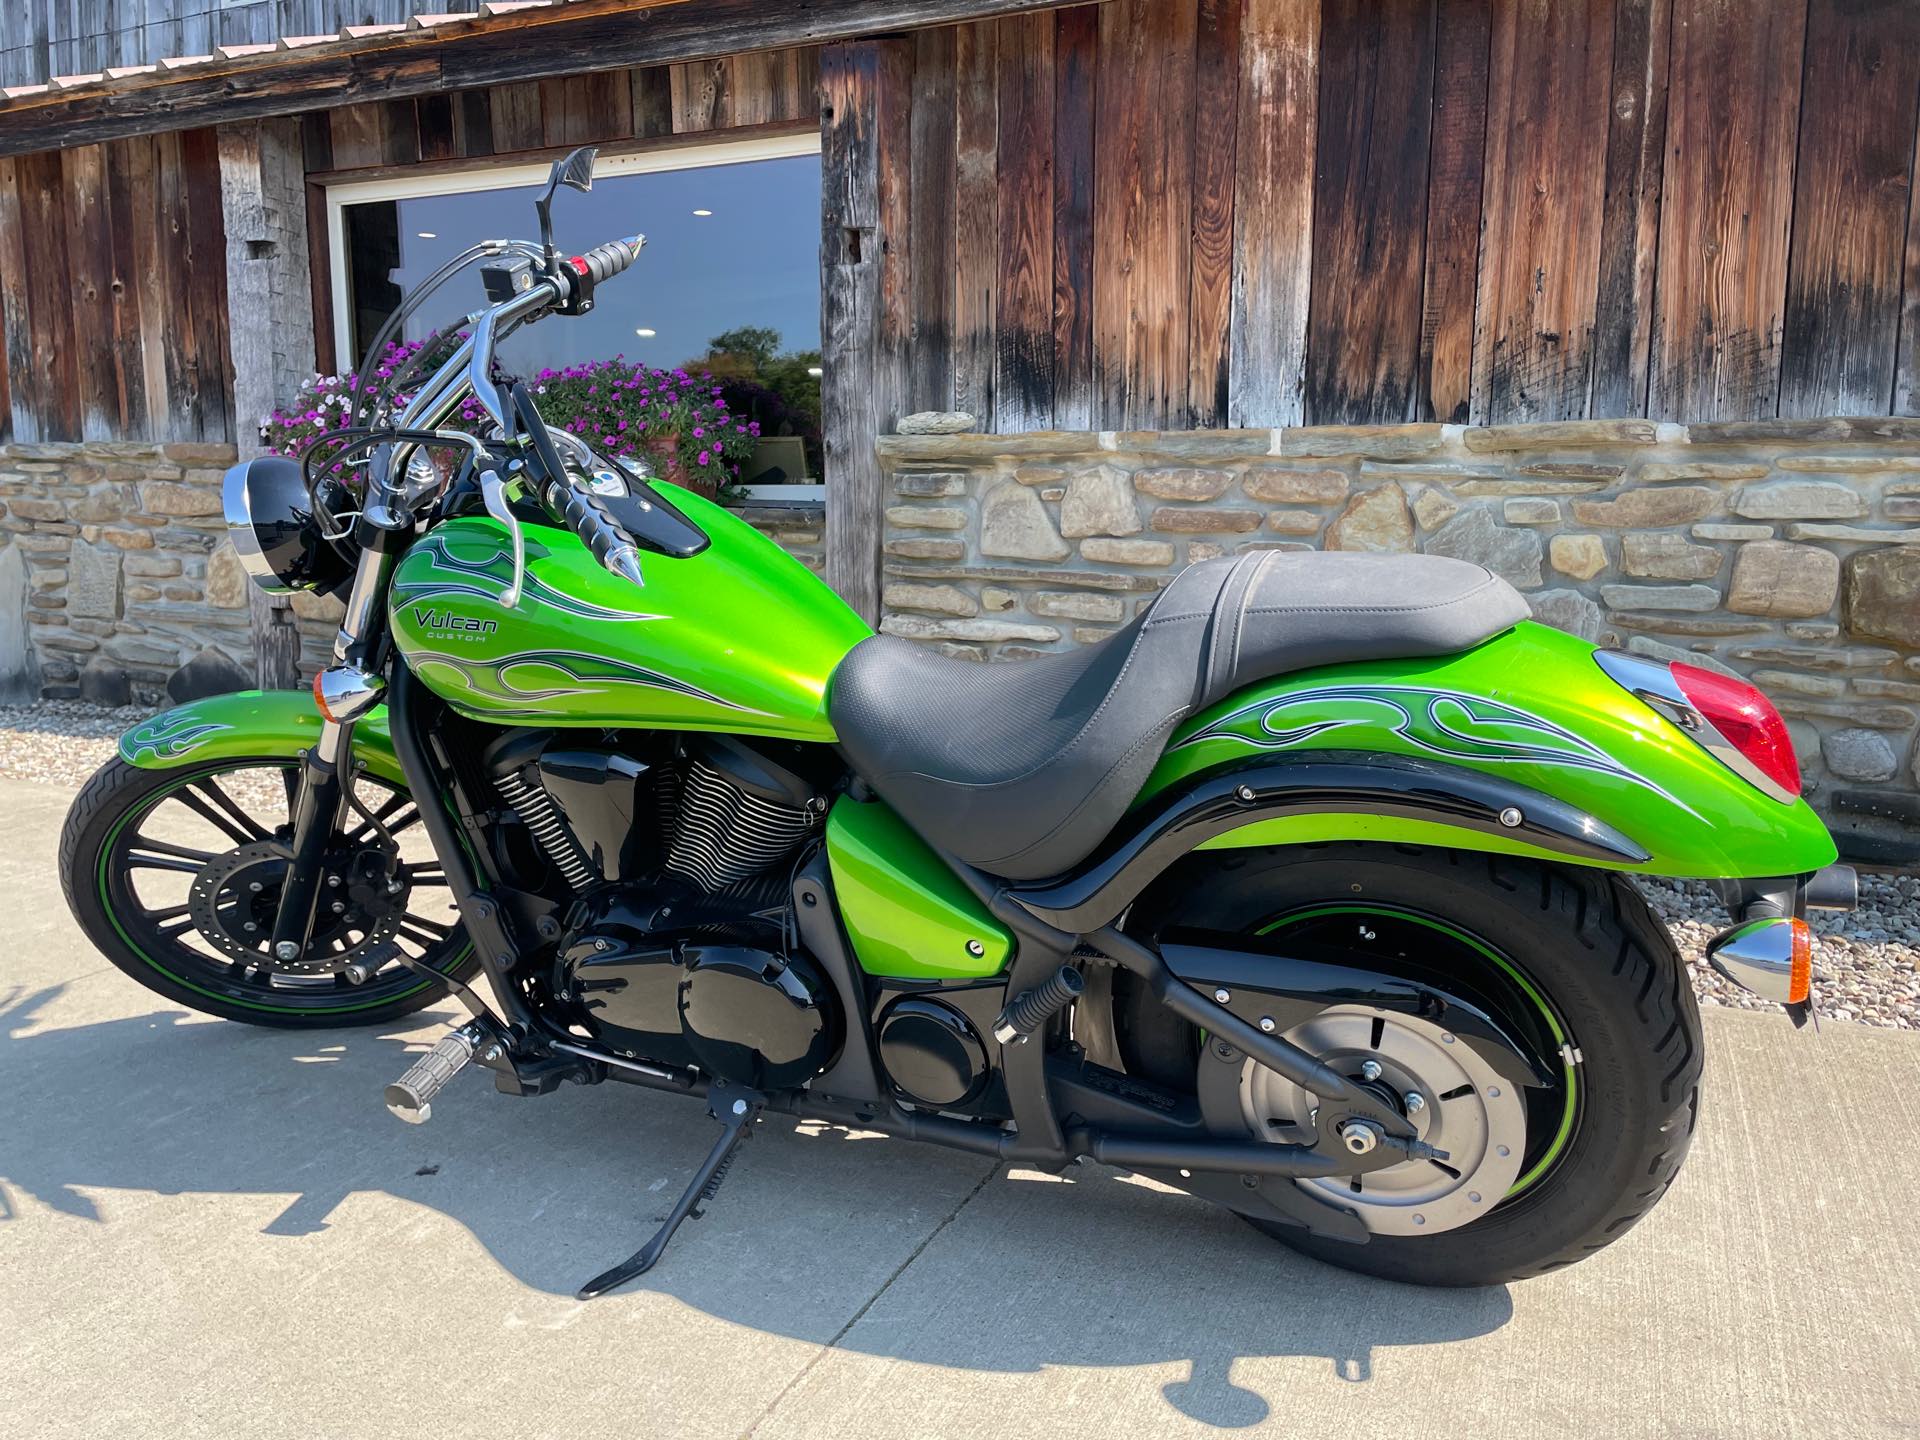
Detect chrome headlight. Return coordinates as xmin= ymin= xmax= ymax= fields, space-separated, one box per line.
xmin=221 ymin=456 xmax=355 ymax=596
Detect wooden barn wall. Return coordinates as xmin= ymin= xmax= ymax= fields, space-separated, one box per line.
xmin=300 ymin=45 xmax=823 ymax=373
xmin=0 ymin=128 xmax=231 ymax=444
xmin=898 ymin=0 xmax=1920 ymax=432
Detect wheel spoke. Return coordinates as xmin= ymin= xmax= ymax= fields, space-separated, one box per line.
xmin=347 ymin=792 xmax=413 ymax=844
xmin=126 ymin=833 xmax=217 ymax=863
xmin=173 ymin=786 xmax=259 ymax=846
xmin=398 ymin=916 xmax=452 ymax=948
xmin=125 ymin=849 xmax=209 ymax=875
xmin=197 ymin=777 xmax=272 ymax=840
xmin=144 ymin=903 xmax=192 ymax=924
xmin=383 ymin=805 xmax=423 ymax=837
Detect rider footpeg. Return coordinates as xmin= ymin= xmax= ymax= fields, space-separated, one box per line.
xmin=576 ymin=1081 xmax=764 ymax=1300
xmin=385 ymin=1022 xmax=484 ymax=1124
xmin=993 ymin=965 xmax=1084 ymax=1046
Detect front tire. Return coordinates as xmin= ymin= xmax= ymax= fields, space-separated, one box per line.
xmin=1116 ymin=844 xmax=1703 ymax=1286
xmin=60 ymin=755 xmax=477 ymax=1029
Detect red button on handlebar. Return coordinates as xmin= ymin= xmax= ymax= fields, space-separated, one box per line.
xmin=566 ymin=256 xmax=590 ymax=275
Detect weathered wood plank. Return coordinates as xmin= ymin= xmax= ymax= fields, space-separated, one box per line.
xmin=10 ymin=149 xmax=81 ymax=441
xmin=1051 ymin=3 xmax=1098 ymax=431
xmin=1228 ymin=0 xmax=1317 ymax=427
xmin=1306 ymin=0 xmax=1433 ymax=426
xmin=542 ymin=70 xmax=635 ymax=146
xmin=417 ymin=92 xmax=459 ymax=163
xmin=60 ymin=144 xmax=120 ymax=441
xmin=1186 ymin=0 xmax=1241 ymax=427
xmin=633 ymin=65 xmax=675 ymax=138
xmin=821 ymin=38 xmax=913 ymax=625
xmin=1417 ymin=0 xmax=1489 ymax=424
xmin=489 ymin=83 xmax=546 ymax=153
xmin=380 ymin=98 xmax=421 ymax=167
xmin=729 ymin=50 xmax=783 ymax=126
xmin=0 ymin=159 xmax=41 ymax=442
xmin=1094 ymin=0 xmax=1198 ymax=429
xmin=458 ymin=87 xmax=496 ymax=157
xmin=1899 ymin=87 xmax=1920 ymax=416
xmin=1588 ymin=0 xmax=1671 ymax=418
xmin=102 ymin=139 xmax=151 ymax=440
xmin=672 ymin=58 xmax=731 ymax=131
xmin=1778 ymin=0 xmax=1920 ymax=417
xmin=0 ymin=2 xmax=1087 ymax=159
xmin=219 ymin=117 xmax=316 ymax=685
xmin=952 ymin=19 xmax=998 ymax=424
xmin=994 ymin=11 xmax=1055 ymax=432
xmin=328 ymin=103 xmax=390 ymax=172
xmin=179 ymin=126 xmax=235 ymax=442
xmin=908 ymin=25 xmax=957 ymax=413
xmin=1650 ymin=0 xmax=1809 ymax=420
xmin=1471 ymin=0 xmax=1614 ymax=425
xmin=124 ymin=135 xmax=174 ymax=436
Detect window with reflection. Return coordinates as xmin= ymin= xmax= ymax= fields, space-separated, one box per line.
xmin=330 ymin=140 xmax=823 ymax=491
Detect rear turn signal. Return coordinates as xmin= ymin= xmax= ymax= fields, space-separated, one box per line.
xmin=1667 ymin=662 xmax=1801 ymax=800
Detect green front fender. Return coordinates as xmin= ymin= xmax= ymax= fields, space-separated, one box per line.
xmin=117 ymin=691 xmax=407 ymax=788
xmin=1139 ymin=621 xmax=1838 ymax=879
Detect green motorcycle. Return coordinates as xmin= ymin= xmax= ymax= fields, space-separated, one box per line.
xmin=61 ymin=148 xmax=1855 ymax=1297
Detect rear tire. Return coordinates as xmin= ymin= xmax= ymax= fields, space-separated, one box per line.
xmin=1121 ymin=843 xmax=1703 ymax=1286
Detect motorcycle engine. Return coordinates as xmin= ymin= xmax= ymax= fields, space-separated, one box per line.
xmin=484 ymin=730 xmax=841 ymax=1089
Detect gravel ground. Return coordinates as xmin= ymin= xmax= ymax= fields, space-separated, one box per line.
xmin=4 ymin=699 xmax=1915 ymax=1029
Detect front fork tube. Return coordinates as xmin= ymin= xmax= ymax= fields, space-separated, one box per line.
xmin=268 ymin=734 xmax=351 ymax=958
xmin=268 ymin=534 xmax=396 ymax=961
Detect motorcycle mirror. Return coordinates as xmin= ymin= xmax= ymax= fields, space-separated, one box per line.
xmin=534 ymin=145 xmax=599 ymax=271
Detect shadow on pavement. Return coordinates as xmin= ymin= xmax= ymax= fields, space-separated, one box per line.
xmin=1 ymin=984 xmax=1512 ymax=1427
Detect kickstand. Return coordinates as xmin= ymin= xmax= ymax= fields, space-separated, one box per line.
xmin=576 ymin=1081 xmax=765 ymax=1300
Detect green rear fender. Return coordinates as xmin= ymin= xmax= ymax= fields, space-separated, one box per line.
xmin=117 ymin=691 xmax=406 ymax=787
xmin=1141 ymin=621 xmax=1837 ymax=879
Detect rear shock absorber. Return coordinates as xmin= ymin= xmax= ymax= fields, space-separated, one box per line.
xmin=993 ymin=965 xmax=1085 ymax=1046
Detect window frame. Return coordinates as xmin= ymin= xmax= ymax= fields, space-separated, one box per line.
xmin=322 ymin=131 xmax=827 ymax=501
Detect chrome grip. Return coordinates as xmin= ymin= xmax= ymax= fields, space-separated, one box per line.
xmin=545 ymin=478 xmax=644 ymax=586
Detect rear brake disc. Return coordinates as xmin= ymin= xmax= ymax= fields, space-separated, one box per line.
xmin=1238 ymin=1004 xmax=1527 ymax=1236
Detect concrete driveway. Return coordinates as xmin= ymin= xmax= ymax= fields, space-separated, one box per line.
xmin=2 ymin=774 xmax=1916 ymax=1438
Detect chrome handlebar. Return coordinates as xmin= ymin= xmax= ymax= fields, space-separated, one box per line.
xmin=378 ymin=235 xmax=651 ymax=605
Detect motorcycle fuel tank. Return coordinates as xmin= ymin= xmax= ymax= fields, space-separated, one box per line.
xmin=388 ymin=487 xmax=871 ymax=740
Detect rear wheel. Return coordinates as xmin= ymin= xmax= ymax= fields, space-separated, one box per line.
xmin=1102 ymin=843 xmax=1702 ymax=1285
xmin=60 ymin=756 xmax=477 ymax=1028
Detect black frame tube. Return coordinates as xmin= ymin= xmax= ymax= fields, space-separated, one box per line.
xmin=387 ymin=664 xmax=541 ymax=1033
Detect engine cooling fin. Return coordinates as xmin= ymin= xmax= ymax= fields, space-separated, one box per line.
xmin=664 ymin=758 xmax=819 ymax=893
xmin=495 ymin=766 xmax=597 ymax=890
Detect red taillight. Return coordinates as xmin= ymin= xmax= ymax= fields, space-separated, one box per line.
xmin=1669 ymin=662 xmax=1801 ymax=798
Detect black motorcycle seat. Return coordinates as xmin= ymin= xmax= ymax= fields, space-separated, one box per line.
xmin=828 ymin=551 xmax=1530 ymax=881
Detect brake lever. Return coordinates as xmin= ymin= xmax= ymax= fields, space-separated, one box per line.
xmin=477 ymin=467 xmax=526 ymax=608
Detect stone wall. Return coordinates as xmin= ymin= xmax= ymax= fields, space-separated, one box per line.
xmin=0 ymin=443 xmax=828 ymax=707
xmin=876 ymin=419 xmax=1920 ymax=865
xmin=0 ymin=441 xmax=340 ymax=705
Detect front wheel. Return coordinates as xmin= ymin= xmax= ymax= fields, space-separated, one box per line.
xmin=1102 ymin=844 xmax=1703 ymax=1286
xmin=60 ymin=755 xmax=477 ymax=1028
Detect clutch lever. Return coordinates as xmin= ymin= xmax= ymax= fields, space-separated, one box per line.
xmin=477 ymin=467 xmax=526 ymax=608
